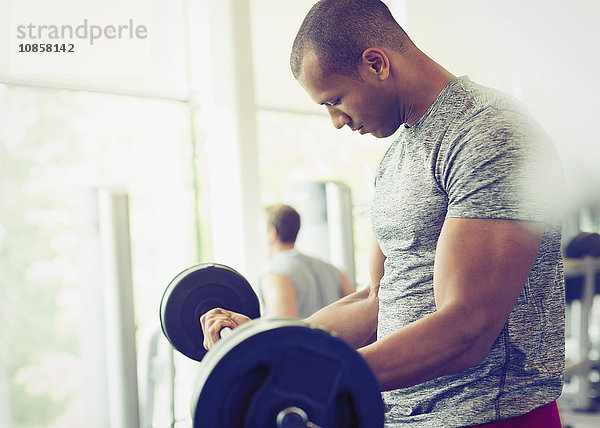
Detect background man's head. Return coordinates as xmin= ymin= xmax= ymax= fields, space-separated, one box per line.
xmin=290 ymin=0 xmax=411 ymax=81
xmin=266 ymin=204 xmax=301 ymax=245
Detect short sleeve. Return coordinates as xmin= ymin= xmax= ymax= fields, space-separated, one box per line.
xmin=437 ymin=109 xmax=563 ymax=222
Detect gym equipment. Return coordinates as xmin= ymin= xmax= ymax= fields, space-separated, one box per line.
xmin=159 ymin=263 xmax=261 ymax=361
xmin=191 ymin=317 xmax=384 ymax=428
xmin=159 ymin=263 xmax=384 ymax=427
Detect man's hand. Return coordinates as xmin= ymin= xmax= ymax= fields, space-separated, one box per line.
xmin=200 ymin=308 xmax=251 ymax=350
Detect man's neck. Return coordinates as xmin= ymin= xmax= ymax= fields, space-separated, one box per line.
xmin=271 ymin=242 xmax=295 ymax=256
xmin=395 ymin=48 xmax=456 ymax=126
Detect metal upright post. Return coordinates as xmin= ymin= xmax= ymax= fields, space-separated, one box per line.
xmin=78 ymin=187 xmax=141 ymax=428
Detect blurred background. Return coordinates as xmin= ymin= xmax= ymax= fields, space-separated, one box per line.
xmin=1 ymin=0 xmax=599 ymax=427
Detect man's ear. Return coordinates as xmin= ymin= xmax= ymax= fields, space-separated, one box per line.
xmin=359 ymin=48 xmax=390 ymax=81
xmin=267 ymin=225 xmax=277 ymax=243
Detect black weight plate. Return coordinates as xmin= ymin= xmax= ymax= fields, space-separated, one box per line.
xmin=160 ymin=263 xmax=261 ymax=361
xmin=191 ymin=318 xmax=384 ymax=428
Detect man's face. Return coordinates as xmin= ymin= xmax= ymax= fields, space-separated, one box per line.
xmin=297 ymin=50 xmax=401 ymax=138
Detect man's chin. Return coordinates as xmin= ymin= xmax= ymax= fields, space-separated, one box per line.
xmin=372 ymin=129 xmax=394 ymax=139
xmin=374 ymin=123 xmax=403 ymax=138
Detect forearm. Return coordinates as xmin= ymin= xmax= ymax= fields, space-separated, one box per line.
xmin=304 ymin=286 xmax=378 ymax=348
xmin=359 ymin=303 xmax=491 ymax=391
xmin=369 ymin=236 xmax=385 ymax=287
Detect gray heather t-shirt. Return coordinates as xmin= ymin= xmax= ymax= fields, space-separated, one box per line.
xmin=259 ymin=249 xmax=342 ymax=318
xmin=371 ymin=76 xmax=565 ymax=427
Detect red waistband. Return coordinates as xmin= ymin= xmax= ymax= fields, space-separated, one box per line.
xmin=470 ymin=401 xmax=561 ymax=427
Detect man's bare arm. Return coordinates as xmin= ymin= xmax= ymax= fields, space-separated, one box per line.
xmin=339 ymin=271 xmax=357 ymax=297
xmin=359 ymin=218 xmax=543 ymax=391
xmin=304 ymin=281 xmax=379 ymax=348
xmin=369 ymin=234 xmax=386 ymax=288
xmin=304 ymin=235 xmax=384 ymax=347
xmin=261 ymin=273 xmax=298 ymax=317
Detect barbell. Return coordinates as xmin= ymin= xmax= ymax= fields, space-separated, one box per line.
xmin=160 ymin=263 xmax=261 ymax=361
xmin=159 ymin=262 xmax=384 ymax=428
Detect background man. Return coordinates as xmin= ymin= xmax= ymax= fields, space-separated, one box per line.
xmin=260 ymin=204 xmax=355 ymax=317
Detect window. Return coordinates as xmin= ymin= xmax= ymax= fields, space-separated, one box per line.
xmin=0 ymin=83 xmax=202 ymax=427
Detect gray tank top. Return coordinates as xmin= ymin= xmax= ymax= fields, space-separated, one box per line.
xmin=259 ymin=249 xmax=342 ymax=318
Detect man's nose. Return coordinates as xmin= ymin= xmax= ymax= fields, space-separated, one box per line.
xmin=326 ymin=106 xmax=350 ymax=129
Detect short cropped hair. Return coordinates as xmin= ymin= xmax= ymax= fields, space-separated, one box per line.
xmin=290 ymin=0 xmax=410 ymax=80
xmin=266 ymin=204 xmax=301 ymax=244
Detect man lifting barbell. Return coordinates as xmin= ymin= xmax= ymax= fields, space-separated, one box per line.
xmin=187 ymin=0 xmax=567 ymax=426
